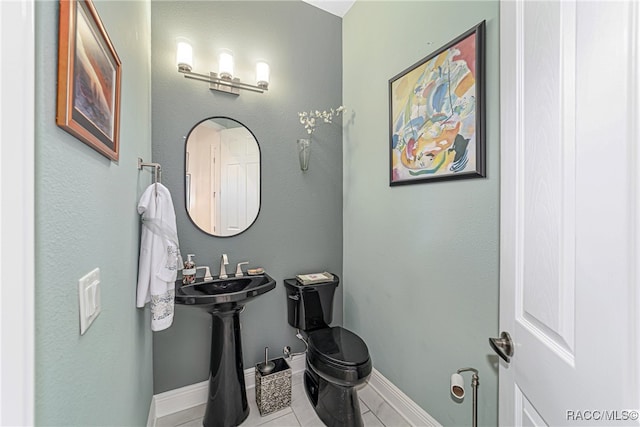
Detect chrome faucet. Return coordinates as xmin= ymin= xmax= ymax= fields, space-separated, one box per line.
xmin=219 ymin=254 xmax=229 ymax=279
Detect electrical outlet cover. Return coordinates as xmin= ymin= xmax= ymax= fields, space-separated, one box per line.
xmin=78 ymin=268 xmax=101 ymax=335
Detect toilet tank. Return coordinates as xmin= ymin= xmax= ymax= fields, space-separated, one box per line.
xmin=284 ymin=276 xmax=339 ymax=332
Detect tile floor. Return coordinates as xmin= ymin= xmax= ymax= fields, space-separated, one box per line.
xmin=156 ymin=371 xmax=411 ymax=427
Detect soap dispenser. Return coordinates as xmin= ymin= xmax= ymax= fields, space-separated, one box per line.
xmin=182 ymin=254 xmax=196 ymax=284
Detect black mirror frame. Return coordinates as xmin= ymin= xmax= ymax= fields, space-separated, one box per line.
xmin=184 ymin=116 xmax=262 ymax=238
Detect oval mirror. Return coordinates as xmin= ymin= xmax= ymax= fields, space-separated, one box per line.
xmin=185 ymin=117 xmax=261 ymax=237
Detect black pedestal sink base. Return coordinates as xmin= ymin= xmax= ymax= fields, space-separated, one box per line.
xmin=174 ymin=274 xmax=276 ymax=427
xmin=203 ymin=309 xmax=249 ymax=427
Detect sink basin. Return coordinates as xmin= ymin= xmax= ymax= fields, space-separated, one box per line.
xmin=175 ymin=273 xmax=276 ymax=309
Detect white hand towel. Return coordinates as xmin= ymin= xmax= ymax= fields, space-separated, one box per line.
xmin=136 ymin=183 xmax=181 ymax=331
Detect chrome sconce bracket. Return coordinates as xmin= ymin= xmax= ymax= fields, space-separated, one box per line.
xmin=209 ymin=72 xmax=240 ymax=95
xmin=178 ymin=68 xmax=268 ymax=95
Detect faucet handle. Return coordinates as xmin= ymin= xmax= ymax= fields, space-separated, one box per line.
xmin=195 ymin=266 xmax=213 ymax=281
xmin=235 ymin=262 xmax=249 ymax=277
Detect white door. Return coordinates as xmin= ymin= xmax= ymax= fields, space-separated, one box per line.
xmin=498 ymin=1 xmax=640 ymax=426
xmin=1 ymin=0 xmax=34 ymax=424
xmin=219 ymin=127 xmax=260 ymax=236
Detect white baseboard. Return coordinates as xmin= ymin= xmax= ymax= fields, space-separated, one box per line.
xmin=151 ymin=355 xmax=306 ymax=419
xmin=150 ymin=355 xmax=440 ymax=427
xmin=153 ymin=379 xmax=209 ymax=419
xmin=146 ymin=396 xmax=156 ymax=427
xmin=368 ymin=370 xmax=442 ymax=427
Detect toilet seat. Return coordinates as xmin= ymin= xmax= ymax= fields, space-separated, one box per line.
xmin=306 ymin=326 xmax=372 ymax=388
xmin=306 ymin=326 xmax=371 ymax=387
xmin=308 ymin=326 xmax=370 ymax=367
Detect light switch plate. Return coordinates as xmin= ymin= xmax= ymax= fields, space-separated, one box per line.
xmin=78 ymin=268 xmax=101 ymax=335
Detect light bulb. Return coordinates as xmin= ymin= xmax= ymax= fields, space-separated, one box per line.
xmin=176 ymin=41 xmax=193 ymax=72
xmin=219 ymin=50 xmax=234 ymax=79
xmin=256 ymin=61 xmax=270 ymax=89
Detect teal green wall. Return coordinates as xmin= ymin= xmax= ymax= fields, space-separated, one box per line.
xmin=150 ymin=1 xmax=343 ymax=394
xmin=35 ymin=1 xmax=153 ymax=424
xmin=343 ymin=2 xmax=500 ymax=426
xmin=32 ymin=1 xmax=499 ymax=424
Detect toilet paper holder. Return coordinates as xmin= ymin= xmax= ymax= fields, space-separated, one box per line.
xmin=450 ymin=367 xmax=479 ymax=427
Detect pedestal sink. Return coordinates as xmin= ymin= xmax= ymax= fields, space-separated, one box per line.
xmin=175 ymin=274 xmax=276 ymax=427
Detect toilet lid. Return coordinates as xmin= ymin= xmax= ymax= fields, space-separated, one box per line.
xmin=308 ymin=327 xmax=369 ymax=367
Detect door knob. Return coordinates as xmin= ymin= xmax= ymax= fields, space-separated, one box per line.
xmin=489 ymin=331 xmax=514 ymax=363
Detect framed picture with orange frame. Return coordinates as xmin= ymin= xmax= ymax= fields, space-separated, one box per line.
xmin=56 ymin=0 xmax=122 ymax=161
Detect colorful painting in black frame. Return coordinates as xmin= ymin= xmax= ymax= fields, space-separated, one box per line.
xmin=389 ymin=21 xmax=486 ymax=185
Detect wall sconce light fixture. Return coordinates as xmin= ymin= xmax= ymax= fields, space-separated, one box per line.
xmin=176 ymin=41 xmax=269 ymax=95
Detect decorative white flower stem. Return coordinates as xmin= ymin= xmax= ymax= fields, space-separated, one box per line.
xmin=298 ymin=105 xmax=346 ymax=135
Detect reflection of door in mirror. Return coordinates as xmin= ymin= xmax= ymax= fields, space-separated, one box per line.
xmin=187 ymin=123 xmax=217 ymax=231
xmin=185 ymin=117 xmax=261 ymax=237
xmin=219 ymin=127 xmax=260 ymax=236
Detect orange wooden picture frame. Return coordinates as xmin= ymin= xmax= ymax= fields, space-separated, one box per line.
xmin=56 ymin=0 xmax=121 ymax=161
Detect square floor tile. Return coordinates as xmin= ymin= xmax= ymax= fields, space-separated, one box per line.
xmin=368 ymin=398 xmax=411 ymax=427
xmin=258 ymin=412 xmax=300 ymax=427
xmin=240 ymin=386 xmax=293 ymax=427
xmin=362 ymin=411 xmax=385 ymax=427
xmin=156 ymin=404 xmax=206 ymax=427
xmin=175 ymin=417 xmax=204 ymax=427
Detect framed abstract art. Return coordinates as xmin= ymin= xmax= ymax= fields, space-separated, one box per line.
xmin=389 ymin=21 xmax=486 ymax=185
